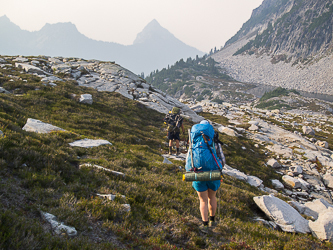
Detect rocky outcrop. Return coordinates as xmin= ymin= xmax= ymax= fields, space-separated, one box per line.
xmin=22 ymin=118 xmax=66 ymax=134
xmin=253 ymin=194 xmax=310 ymax=233
xmin=212 ymin=0 xmax=333 ymax=95
xmin=41 ymin=211 xmax=77 ymax=236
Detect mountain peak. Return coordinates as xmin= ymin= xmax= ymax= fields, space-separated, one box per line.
xmin=133 ymin=19 xmax=175 ymax=45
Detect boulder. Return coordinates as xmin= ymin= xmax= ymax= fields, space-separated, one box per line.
xmin=289 ymin=165 xmax=303 ymax=175
xmin=222 ymin=165 xmax=247 ymax=181
xmin=247 ymin=176 xmax=263 ymax=187
xmin=267 ymin=158 xmax=280 ymax=168
xmin=309 ymin=208 xmax=333 ymax=242
xmin=218 ymin=126 xmax=239 ymax=137
xmin=0 ymin=87 xmax=10 ymax=94
xmin=41 ymin=212 xmax=77 ymax=236
xmin=304 ymin=198 xmax=333 ymax=220
xmin=323 ymin=173 xmax=333 ymax=189
xmin=248 ymin=120 xmax=259 ymax=126
xmin=69 ymin=138 xmax=112 ymax=148
xmin=163 ymin=157 xmax=173 ymax=164
xmin=249 ymin=124 xmax=259 ymax=131
xmin=316 ymin=140 xmax=329 ymax=149
xmin=282 ymin=175 xmax=302 ymax=189
xmin=22 ymin=118 xmax=65 ymax=134
xmin=79 ymin=94 xmax=93 ymax=104
xmin=271 ymin=179 xmax=284 ymax=190
xmin=303 ymin=126 xmax=315 ymax=136
xmin=15 ymin=63 xmax=50 ymax=75
xmin=253 ymin=194 xmax=310 ymax=233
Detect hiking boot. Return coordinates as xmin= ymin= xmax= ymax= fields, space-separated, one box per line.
xmin=208 ymin=220 xmax=217 ymax=228
xmin=199 ymin=224 xmax=209 ymax=234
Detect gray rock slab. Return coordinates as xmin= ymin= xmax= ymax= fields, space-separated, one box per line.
xmin=303 ymin=126 xmax=315 ymax=136
xmin=40 ymin=76 xmax=64 ymax=82
xmin=22 ymin=118 xmax=65 ymax=134
xmin=267 ymin=158 xmax=281 ymax=168
xmin=222 ymin=165 xmax=247 ymax=181
xmin=69 ymin=138 xmax=112 ymax=148
xmin=163 ymin=157 xmax=173 ymax=164
xmin=79 ymin=163 xmax=125 ymax=177
xmin=305 ymin=198 xmax=333 ymax=219
xmin=218 ymin=126 xmax=239 ymax=137
xmin=309 ymin=207 xmax=333 ymax=242
xmin=0 ymin=87 xmax=10 ymax=94
xmin=41 ymin=211 xmax=77 ymax=236
xmin=271 ymin=179 xmax=284 ymax=190
xmin=323 ymin=173 xmax=333 ymax=189
xmin=282 ymin=175 xmax=302 ymax=189
xmin=79 ymin=94 xmax=93 ymax=104
xmin=247 ymin=176 xmax=263 ymax=187
xmin=115 ymin=85 xmax=133 ymax=100
xmin=253 ymin=194 xmax=310 ymax=233
xmin=15 ymin=63 xmax=50 ymax=75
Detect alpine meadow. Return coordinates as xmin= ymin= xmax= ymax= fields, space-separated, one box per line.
xmin=1 ymin=0 xmax=333 ymax=249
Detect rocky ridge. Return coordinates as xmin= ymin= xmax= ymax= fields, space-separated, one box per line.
xmin=0 ymin=55 xmax=203 ymax=123
xmin=212 ymin=0 xmax=333 ymax=95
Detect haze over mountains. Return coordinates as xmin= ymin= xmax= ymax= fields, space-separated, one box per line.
xmin=0 ymin=16 xmax=203 ymax=75
xmin=212 ymin=0 xmax=333 ymax=95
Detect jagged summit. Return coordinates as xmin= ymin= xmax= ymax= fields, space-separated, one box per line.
xmin=133 ymin=19 xmax=176 ymax=45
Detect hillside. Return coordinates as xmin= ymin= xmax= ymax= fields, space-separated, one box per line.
xmin=0 ymin=55 xmax=333 ymax=249
xmin=0 ymin=16 xmax=203 ymax=75
xmin=145 ymin=55 xmax=259 ymax=105
xmin=212 ymin=0 xmax=333 ymax=96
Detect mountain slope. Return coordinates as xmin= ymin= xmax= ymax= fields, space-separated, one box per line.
xmin=0 ymin=16 xmax=203 ymax=75
xmin=212 ymin=0 xmax=333 ymax=95
xmin=0 ymin=55 xmax=331 ymax=249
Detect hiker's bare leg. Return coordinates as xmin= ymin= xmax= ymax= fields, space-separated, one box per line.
xmin=207 ymin=189 xmax=217 ymax=217
xmin=176 ymin=140 xmax=179 ymax=148
xmin=169 ymin=140 xmax=173 ymax=147
xmin=197 ymin=190 xmax=209 ymax=222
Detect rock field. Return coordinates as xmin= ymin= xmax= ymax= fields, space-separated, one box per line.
xmin=212 ymin=36 xmax=333 ymax=95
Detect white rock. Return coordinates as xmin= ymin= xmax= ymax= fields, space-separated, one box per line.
xmin=69 ymin=138 xmax=112 ymax=148
xmin=79 ymin=163 xmax=125 ymax=178
xmin=79 ymin=94 xmax=93 ymax=104
xmin=304 ymin=198 xmax=333 ymax=220
xmin=222 ymin=165 xmax=247 ymax=181
xmin=163 ymin=157 xmax=173 ymax=164
xmin=303 ymin=126 xmax=315 ymax=136
xmin=41 ymin=212 xmax=77 ymax=236
xmin=253 ymin=194 xmax=310 ymax=233
xmin=289 ymin=165 xmax=303 ymax=175
xmin=323 ymin=173 xmax=333 ymax=189
xmin=267 ymin=159 xmax=280 ymax=168
xmin=247 ymin=176 xmax=263 ymax=187
xmin=296 ymin=177 xmax=311 ymax=190
xmin=249 ymin=124 xmax=259 ymax=131
xmin=22 ymin=118 xmax=65 ymax=134
xmin=218 ymin=126 xmax=239 ymax=137
xmin=316 ymin=140 xmax=329 ymax=149
xmin=13 ymin=57 xmax=29 ymax=62
xmin=97 ymin=194 xmax=126 ymax=201
xmin=309 ymin=207 xmax=333 ymax=241
xmin=15 ymin=63 xmax=50 ymax=75
xmin=248 ymin=120 xmax=259 ymax=126
xmin=282 ymin=175 xmax=302 ymax=189
xmin=271 ymin=179 xmax=284 ymax=190
xmin=0 ymin=87 xmax=10 ymax=94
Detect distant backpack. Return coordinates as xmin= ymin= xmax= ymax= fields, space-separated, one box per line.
xmin=163 ymin=107 xmax=183 ymax=133
xmin=185 ymin=123 xmax=223 ymax=172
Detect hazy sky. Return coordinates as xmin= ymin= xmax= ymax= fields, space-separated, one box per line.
xmin=1 ymin=0 xmax=263 ymax=52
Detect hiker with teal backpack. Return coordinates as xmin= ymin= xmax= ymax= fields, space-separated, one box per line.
xmin=184 ymin=120 xmax=225 ymax=234
xmin=163 ymin=107 xmax=185 ymax=155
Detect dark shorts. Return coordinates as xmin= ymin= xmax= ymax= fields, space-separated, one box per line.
xmin=168 ymin=131 xmax=180 ymax=141
xmin=192 ymin=180 xmax=221 ymax=192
